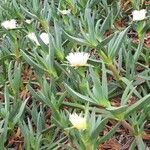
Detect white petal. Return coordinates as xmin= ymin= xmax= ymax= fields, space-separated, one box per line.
xmin=59 ymin=9 xmax=71 ymax=15
xmin=27 ymin=32 xmax=39 ymax=45
xmin=25 ymin=19 xmax=32 ymax=24
xmin=40 ymin=33 xmax=49 ymax=45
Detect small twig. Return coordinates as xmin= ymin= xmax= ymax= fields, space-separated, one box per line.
xmin=121 ymin=120 xmax=134 ymax=135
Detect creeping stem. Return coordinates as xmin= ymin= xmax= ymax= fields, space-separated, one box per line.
xmin=99 ymin=50 xmax=123 ymax=87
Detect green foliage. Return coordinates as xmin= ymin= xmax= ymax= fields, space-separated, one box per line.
xmin=0 ymin=0 xmax=150 ymax=149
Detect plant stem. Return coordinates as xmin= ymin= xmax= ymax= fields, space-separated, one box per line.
xmin=107 ymin=64 xmax=120 ymax=81
xmin=15 ymin=48 xmax=20 ymax=64
xmin=99 ymin=50 xmax=124 ymax=88
xmin=84 ymin=141 xmax=95 ymax=150
xmin=39 ymin=19 xmax=49 ymax=32
xmin=86 ymin=145 xmax=94 ymax=150
xmin=62 ymin=102 xmax=109 ymax=114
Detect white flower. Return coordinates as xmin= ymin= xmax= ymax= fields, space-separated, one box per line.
xmin=132 ymin=9 xmax=147 ymax=21
xmin=58 ymin=9 xmax=71 ymax=15
xmin=27 ymin=32 xmax=49 ymax=45
xmin=1 ymin=19 xmax=17 ymax=29
xmin=69 ymin=113 xmax=87 ymax=130
xmin=66 ymin=52 xmax=89 ymax=67
xmin=25 ymin=19 xmax=32 ymax=24
xmin=27 ymin=32 xmax=40 ymax=45
xmin=40 ymin=32 xmax=49 ymax=45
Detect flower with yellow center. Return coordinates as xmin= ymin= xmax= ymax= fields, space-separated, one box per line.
xmin=66 ymin=52 xmax=89 ymax=67
xmin=132 ymin=9 xmax=147 ymax=21
xmin=1 ymin=19 xmax=17 ymax=29
xmin=69 ymin=113 xmax=87 ymax=130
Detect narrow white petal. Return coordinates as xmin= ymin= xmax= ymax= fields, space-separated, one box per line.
xmin=25 ymin=19 xmax=32 ymax=24
xmin=40 ymin=33 xmax=49 ymax=45
xmin=59 ymin=9 xmax=71 ymax=15
xmin=27 ymin=32 xmax=40 ymax=45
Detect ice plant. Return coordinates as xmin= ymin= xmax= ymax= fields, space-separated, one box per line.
xmin=1 ymin=19 xmax=17 ymax=29
xmin=25 ymin=19 xmax=32 ymax=24
xmin=66 ymin=52 xmax=89 ymax=67
xmin=40 ymin=32 xmax=49 ymax=45
xmin=27 ymin=32 xmax=49 ymax=45
xmin=132 ymin=9 xmax=147 ymax=21
xmin=58 ymin=9 xmax=71 ymax=15
xmin=27 ymin=32 xmax=40 ymax=45
xmin=69 ymin=113 xmax=87 ymax=130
